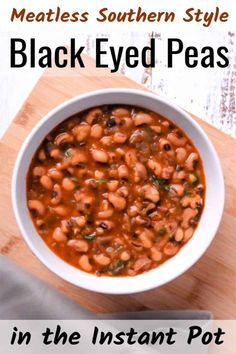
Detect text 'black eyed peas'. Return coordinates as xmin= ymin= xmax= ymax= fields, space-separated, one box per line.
xmin=27 ymin=105 xmax=205 ymax=276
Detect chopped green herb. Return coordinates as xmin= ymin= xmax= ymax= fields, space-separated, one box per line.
xmin=114 ymin=259 xmax=123 ymax=268
xmin=192 ymin=173 xmax=199 ymax=185
xmin=99 ymin=178 xmax=108 ymax=184
xmin=150 ymin=175 xmax=169 ymax=190
xmin=184 ymin=190 xmax=196 ymax=197
xmin=65 ymin=148 xmax=73 ymax=158
xmin=158 ymin=227 xmax=166 ymax=235
xmin=84 ymin=233 xmax=96 ymax=241
xmin=71 ymin=176 xmax=79 ymax=183
xmin=111 ymin=259 xmax=124 ymax=275
xmin=150 ymin=175 xmax=165 ymax=186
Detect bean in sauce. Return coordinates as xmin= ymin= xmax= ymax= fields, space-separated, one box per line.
xmin=27 ymin=105 xmax=205 ymax=276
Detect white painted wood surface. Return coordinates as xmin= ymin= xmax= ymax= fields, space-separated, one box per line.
xmin=0 ymin=31 xmax=235 ymax=138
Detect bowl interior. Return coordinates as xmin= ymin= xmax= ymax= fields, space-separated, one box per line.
xmin=12 ymin=89 xmax=224 ymax=294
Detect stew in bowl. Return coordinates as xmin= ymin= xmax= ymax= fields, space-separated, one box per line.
xmin=27 ymin=104 xmax=205 ymax=277
xmin=12 ymin=89 xmax=224 ymax=293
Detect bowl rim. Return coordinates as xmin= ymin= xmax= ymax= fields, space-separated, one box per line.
xmin=11 ymin=88 xmax=225 ymax=294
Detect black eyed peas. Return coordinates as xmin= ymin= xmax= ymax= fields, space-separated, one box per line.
xmin=27 ymin=105 xmax=205 ymax=276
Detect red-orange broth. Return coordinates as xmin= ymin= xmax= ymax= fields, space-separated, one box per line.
xmin=27 ymin=105 xmax=205 ymax=276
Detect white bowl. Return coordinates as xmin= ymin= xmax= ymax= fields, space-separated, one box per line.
xmin=12 ymin=89 xmax=224 ymax=294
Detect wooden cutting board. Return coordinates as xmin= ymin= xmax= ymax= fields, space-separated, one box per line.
xmin=0 ymin=55 xmax=235 ymax=319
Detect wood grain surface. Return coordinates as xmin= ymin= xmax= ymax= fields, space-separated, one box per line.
xmin=0 ymin=55 xmax=235 ymax=319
